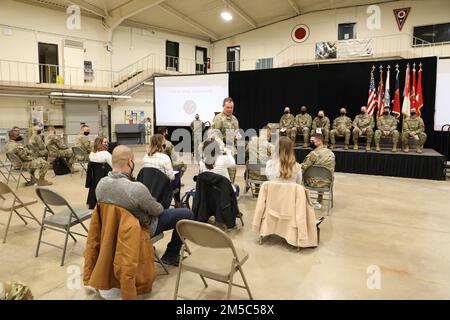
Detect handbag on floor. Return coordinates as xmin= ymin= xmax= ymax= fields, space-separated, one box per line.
xmin=53 ymin=156 xmax=71 ymax=175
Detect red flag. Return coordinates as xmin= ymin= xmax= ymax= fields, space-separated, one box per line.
xmin=417 ymin=63 xmax=424 ymax=116
xmin=410 ymin=63 xmax=417 ymax=109
xmin=392 ymin=65 xmax=401 ymax=119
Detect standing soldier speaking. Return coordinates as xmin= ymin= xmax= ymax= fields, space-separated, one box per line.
xmin=190 ymin=114 xmax=205 ymax=162
xmin=212 ymin=97 xmax=239 ymax=183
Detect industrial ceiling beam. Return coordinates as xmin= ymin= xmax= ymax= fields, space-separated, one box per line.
xmin=287 ymin=0 xmax=300 ymax=15
xmin=222 ymin=0 xmax=257 ymax=28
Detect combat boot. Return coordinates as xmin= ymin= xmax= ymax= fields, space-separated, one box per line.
xmin=330 ymin=144 xmax=335 ymax=150
xmin=353 ymin=143 xmax=359 ymax=150
xmin=344 ymin=144 xmax=349 ymax=150
xmin=416 ymin=146 xmax=423 ymax=154
xmin=37 ymin=176 xmax=53 ymax=186
xmin=403 ymin=145 xmax=409 ymax=153
xmin=303 ymin=143 xmax=308 ymax=148
xmin=366 ymin=143 xmax=371 ymax=151
xmin=375 ymin=143 xmax=381 ymax=152
xmin=25 ymin=175 xmax=37 ymax=187
xmin=392 ymin=145 xmax=398 ymax=152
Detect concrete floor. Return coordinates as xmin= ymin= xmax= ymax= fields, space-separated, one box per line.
xmin=1 ymin=145 xmax=450 ymax=300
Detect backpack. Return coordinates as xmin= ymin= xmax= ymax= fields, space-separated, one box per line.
xmin=53 ymin=156 xmax=71 ymax=175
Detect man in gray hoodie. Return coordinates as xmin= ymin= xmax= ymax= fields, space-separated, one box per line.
xmin=96 ymin=145 xmax=193 ymax=266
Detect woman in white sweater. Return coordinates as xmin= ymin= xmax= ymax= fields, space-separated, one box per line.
xmin=265 ymin=136 xmax=302 ymax=184
xmin=143 ymin=134 xmax=175 ymax=181
xmin=89 ymin=136 xmax=112 ymax=167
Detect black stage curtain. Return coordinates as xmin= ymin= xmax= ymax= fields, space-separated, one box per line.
xmin=230 ymin=57 xmax=438 ymax=148
xmin=295 ymin=148 xmax=445 ymax=180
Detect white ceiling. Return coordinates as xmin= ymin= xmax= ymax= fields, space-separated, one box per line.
xmin=15 ymin=0 xmax=395 ymax=42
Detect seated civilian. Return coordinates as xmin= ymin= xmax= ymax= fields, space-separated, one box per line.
xmin=89 ymin=136 xmax=112 ymax=168
xmin=265 ymin=136 xmax=302 ymax=184
xmin=199 ymin=139 xmax=239 ymax=196
xmin=96 ymin=145 xmax=193 ymax=266
xmin=143 ymin=134 xmax=175 ymax=181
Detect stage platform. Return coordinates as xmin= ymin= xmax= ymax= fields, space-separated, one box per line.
xmin=294 ymin=146 xmax=446 ymax=180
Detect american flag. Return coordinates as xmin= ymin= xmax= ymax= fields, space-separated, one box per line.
xmin=367 ymin=66 xmax=377 ymax=116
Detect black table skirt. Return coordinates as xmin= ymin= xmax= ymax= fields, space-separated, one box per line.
xmin=295 ymin=148 xmax=446 ymax=181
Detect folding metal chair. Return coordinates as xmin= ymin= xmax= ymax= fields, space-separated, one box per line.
xmin=72 ymin=146 xmax=88 ymax=178
xmin=0 ymin=159 xmax=13 ymax=182
xmin=245 ymin=162 xmax=267 ymax=198
xmin=35 ymin=188 xmax=91 ymax=266
xmin=174 ymin=220 xmax=253 ymax=300
xmin=151 ymin=232 xmax=169 ymax=275
xmin=0 ymin=181 xmax=40 ymax=243
xmin=6 ymin=153 xmax=30 ymax=190
xmin=302 ymin=165 xmax=334 ymax=215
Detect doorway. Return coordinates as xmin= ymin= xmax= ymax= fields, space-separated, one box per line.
xmin=38 ymin=42 xmax=59 ymax=83
xmin=195 ymin=46 xmax=207 ymax=74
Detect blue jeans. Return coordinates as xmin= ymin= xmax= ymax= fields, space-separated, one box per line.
xmin=153 ymin=208 xmax=193 ymax=258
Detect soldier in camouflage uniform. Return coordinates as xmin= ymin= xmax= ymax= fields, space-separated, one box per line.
xmin=75 ymin=124 xmax=91 ymax=161
xmin=0 ymin=280 xmax=33 ymax=300
xmin=330 ymin=107 xmax=353 ymax=150
xmin=45 ymin=126 xmax=77 ymax=172
xmin=311 ymin=110 xmax=330 ymax=147
xmin=301 ymin=133 xmax=335 ymax=204
xmin=374 ymin=106 xmax=400 ymax=152
xmin=279 ymin=107 xmax=296 ymax=143
xmin=5 ymin=130 xmax=52 ymax=186
xmin=212 ymin=97 xmax=239 ymax=183
xmin=353 ymin=106 xmax=375 ymax=151
xmin=294 ymin=106 xmax=312 ymax=148
xmin=245 ymin=126 xmax=273 ymax=182
xmin=190 ymin=114 xmax=205 ymax=162
xmin=28 ymin=126 xmax=48 ymax=159
xmin=402 ymin=107 xmax=427 ymax=153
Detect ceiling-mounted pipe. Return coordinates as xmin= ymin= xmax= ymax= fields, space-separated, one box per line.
xmin=49 ymin=92 xmax=131 ymax=100
xmin=0 ymin=93 xmax=50 ymax=98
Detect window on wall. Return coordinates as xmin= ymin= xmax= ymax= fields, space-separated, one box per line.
xmin=227 ymin=46 xmax=240 ymax=72
xmin=413 ymin=23 xmax=450 ymax=45
xmin=166 ymin=40 xmax=179 ymax=71
xmin=256 ymin=58 xmax=273 ymax=70
xmin=338 ymin=23 xmax=357 ymax=40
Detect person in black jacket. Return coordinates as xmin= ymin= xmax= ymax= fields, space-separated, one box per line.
xmin=192 ymin=171 xmax=239 ymax=229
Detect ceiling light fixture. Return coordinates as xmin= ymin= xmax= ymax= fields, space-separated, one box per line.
xmin=221 ymin=11 xmax=233 ymax=21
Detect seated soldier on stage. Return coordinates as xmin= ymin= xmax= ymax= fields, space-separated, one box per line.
xmin=294 ymin=106 xmax=312 ymax=148
xmin=279 ymin=107 xmax=296 ymax=143
xmin=352 ymin=106 xmax=374 ymax=151
xmin=301 ymin=133 xmax=335 ymax=208
xmin=330 ymin=107 xmax=352 ymax=150
xmin=245 ymin=126 xmax=274 ymax=186
xmin=312 ymin=110 xmax=330 ymax=147
xmin=374 ymin=106 xmax=399 ymax=152
xmin=28 ymin=126 xmax=48 ymax=159
xmin=402 ymin=107 xmax=427 ymax=153
xmin=5 ymin=130 xmax=52 ymax=186
xmin=75 ymin=124 xmax=91 ymax=161
xmin=45 ymin=126 xmax=78 ymax=173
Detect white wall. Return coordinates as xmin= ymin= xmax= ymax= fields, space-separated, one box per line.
xmin=211 ymin=0 xmax=450 ymax=71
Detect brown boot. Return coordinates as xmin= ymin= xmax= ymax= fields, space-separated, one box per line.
xmin=330 ymin=144 xmax=335 ymax=150
xmin=353 ymin=144 xmax=359 ymax=150
xmin=25 ymin=175 xmax=37 ymax=187
xmin=392 ymin=145 xmax=398 ymax=152
xmin=344 ymin=144 xmax=349 ymax=150
xmin=37 ymin=176 xmax=53 ymax=186
xmin=403 ymin=145 xmax=409 ymax=153
xmin=303 ymin=143 xmax=308 ymax=148
xmin=375 ymin=143 xmax=380 ymax=152
xmin=416 ymin=146 xmax=423 ymax=154
xmin=365 ymin=144 xmax=371 ymax=151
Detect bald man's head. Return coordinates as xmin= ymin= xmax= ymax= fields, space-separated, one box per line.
xmin=112 ymin=145 xmax=135 ymax=174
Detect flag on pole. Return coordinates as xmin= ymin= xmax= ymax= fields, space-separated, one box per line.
xmin=416 ymin=63 xmax=424 ymax=117
xmin=367 ymin=66 xmax=377 ymax=116
xmin=384 ymin=65 xmax=391 ymax=110
xmin=392 ymin=64 xmax=401 ymax=119
xmin=410 ymin=63 xmax=417 ymax=109
xmin=377 ymin=65 xmax=384 ymax=117
xmin=402 ymin=63 xmax=411 ymax=117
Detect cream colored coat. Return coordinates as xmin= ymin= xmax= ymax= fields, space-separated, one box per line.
xmin=252 ymin=182 xmax=318 ymax=248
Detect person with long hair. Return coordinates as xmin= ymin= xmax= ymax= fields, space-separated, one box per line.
xmin=89 ymin=136 xmax=112 ymax=167
xmin=143 ymin=134 xmax=175 ymax=180
xmin=265 ymin=136 xmax=302 ymax=184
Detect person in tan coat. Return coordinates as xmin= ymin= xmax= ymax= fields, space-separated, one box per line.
xmin=252 ymin=182 xmax=318 ymax=248
xmin=84 ymin=203 xmax=156 ymax=300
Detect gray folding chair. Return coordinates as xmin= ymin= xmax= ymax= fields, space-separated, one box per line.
xmin=0 ymin=159 xmax=13 ymax=182
xmin=302 ymin=165 xmax=334 ymax=215
xmin=174 ymin=220 xmax=253 ymax=300
xmin=151 ymin=232 xmax=169 ymax=275
xmin=0 ymin=181 xmax=40 ymax=243
xmin=6 ymin=153 xmax=30 ymax=190
xmin=35 ymin=188 xmax=91 ymax=266
xmin=245 ymin=162 xmax=267 ymax=198
xmin=72 ymin=146 xmax=88 ymax=177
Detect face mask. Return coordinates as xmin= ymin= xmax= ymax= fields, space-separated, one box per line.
xmin=383 ymin=111 xmax=389 ymax=116
xmin=340 ymin=112 xmax=346 ymax=116
xmin=284 ymin=111 xmax=289 ymax=114
xmin=37 ymin=130 xmax=42 ymax=135
xmin=411 ymin=112 xmax=416 ymax=116
xmin=16 ymin=136 xmax=23 ymax=141
xmin=301 ymin=110 xmax=306 ymax=115
xmin=309 ymin=141 xmax=316 ymax=149
xmin=84 ymin=131 xmax=90 ymax=136
xmin=361 ymin=111 xmax=366 ymax=115
xmin=318 ymin=115 xmax=324 ymax=119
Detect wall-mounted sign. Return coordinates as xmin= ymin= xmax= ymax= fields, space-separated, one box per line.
xmin=291 ymin=24 xmax=310 ymax=43
xmin=393 ymin=8 xmax=411 ymax=31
